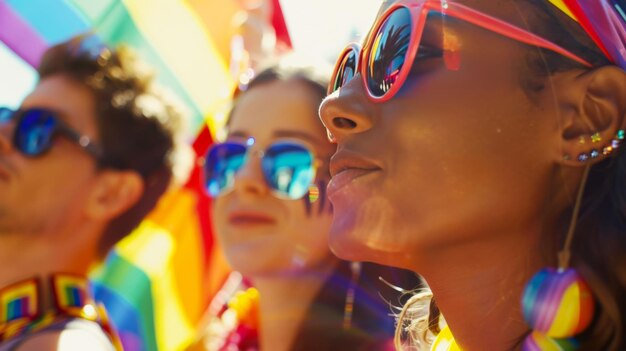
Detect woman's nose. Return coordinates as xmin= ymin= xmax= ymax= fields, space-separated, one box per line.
xmin=318 ymin=78 xmax=376 ymax=142
xmin=232 ymin=151 xmax=270 ymax=198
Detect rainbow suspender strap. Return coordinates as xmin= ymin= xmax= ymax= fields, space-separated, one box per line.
xmin=0 ymin=274 xmax=122 ymax=350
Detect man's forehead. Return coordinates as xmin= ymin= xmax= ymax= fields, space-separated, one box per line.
xmin=22 ymin=75 xmax=98 ymax=133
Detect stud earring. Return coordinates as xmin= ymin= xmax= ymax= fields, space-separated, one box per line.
xmin=591 ymin=132 xmax=602 ymax=143
xmin=574 ymin=130 xmax=624 ymax=162
xmin=597 ymin=130 xmax=624 ymax=157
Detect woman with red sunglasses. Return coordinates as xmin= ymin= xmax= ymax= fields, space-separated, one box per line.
xmin=320 ymin=0 xmax=626 ymax=350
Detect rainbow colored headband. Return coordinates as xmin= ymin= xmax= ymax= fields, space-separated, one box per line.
xmin=548 ymin=0 xmax=626 ymax=69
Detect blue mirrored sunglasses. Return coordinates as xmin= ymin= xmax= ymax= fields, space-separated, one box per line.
xmin=203 ymin=139 xmax=317 ymax=200
xmin=0 ymin=107 xmax=103 ymax=159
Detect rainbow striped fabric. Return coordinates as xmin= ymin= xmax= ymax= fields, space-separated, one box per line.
xmin=51 ymin=275 xmax=91 ymax=313
xmin=0 ymin=0 xmax=267 ymax=350
xmin=548 ymin=0 xmax=626 ymax=69
xmin=0 ymin=279 xmax=38 ymax=324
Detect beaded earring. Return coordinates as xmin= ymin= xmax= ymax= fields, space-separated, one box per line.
xmin=342 ymin=262 xmax=362 ymax=329
xmin=520 ymin=167 xmax=596 ymax=350
xmin=522 ymin=130 xmax=625 ymax=349
xmin=308 ymin=183 xmax=320 ymax=204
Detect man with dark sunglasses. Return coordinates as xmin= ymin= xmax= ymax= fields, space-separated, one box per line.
xmin=0 ymin=34 xmax=186 ymax=351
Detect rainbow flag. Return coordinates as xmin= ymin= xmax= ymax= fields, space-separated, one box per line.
xmin=0 ymin=0 xmax=291 ymax=349
xmin=0 ymin=0 xmax=293 ymax=349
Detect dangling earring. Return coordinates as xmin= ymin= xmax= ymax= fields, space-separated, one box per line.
xmin=308 ymin=183 xmax=320 ymax=204
xmin=520 ymin=164 xmax=595 ymax=350
xmin=343 ymin=261 xmax=362 ymax=329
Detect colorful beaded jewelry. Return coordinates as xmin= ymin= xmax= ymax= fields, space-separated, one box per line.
xmin=430 ymin=129 xmax=623 ymax=350
xmin=522 ymin=268 xmax=594 ymax=338
xmin=521 ymin=162 xmax=596 ymax=350
xmin=522 ymin=331 xmax=579 ymax=351
xmin=577 ymin=130 xmax=624 ymax=162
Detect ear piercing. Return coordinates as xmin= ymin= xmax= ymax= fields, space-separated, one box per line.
xmin=591 ymin=132 xmax=602 ymax=143
xmin=521 ymin=163 xmax=594 ymax=350
xmin=574 ymin=130 xmax=624 ymax=162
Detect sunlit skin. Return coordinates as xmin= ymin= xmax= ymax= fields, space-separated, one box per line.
xmin=0 ymin=75 xmax=103 ymax=279
xmin=0 ymin=74 xmax=144 ymax=350
xmin=320 ymin=0 xmax=626 ymax=349
xmin=212 ymin=78 xmax=336 ymax=351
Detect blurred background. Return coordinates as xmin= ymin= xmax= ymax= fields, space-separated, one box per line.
xmin=0 ymin=0 xmax=380 ymax=350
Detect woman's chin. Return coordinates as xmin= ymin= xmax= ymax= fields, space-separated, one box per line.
xmin=328 ymin=224 xmax=383 ymax=264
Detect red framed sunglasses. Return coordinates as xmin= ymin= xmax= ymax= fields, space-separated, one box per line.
xmin=328 ymin=0 xmax=593 ymax=102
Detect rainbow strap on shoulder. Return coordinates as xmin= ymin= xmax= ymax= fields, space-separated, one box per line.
xmin=431 ymin=326 xmax=461 ymax=351
xmin=548 ymin=0 xmax=626 ymax=69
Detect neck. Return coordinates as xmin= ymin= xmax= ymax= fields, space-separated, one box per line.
xmin=416 ymin=224 xmax=551 ymax=351
xmin=253 ymin=260 xmax=337 ymax=351
xmin=0 ymin=225 xmax=99 ymax=289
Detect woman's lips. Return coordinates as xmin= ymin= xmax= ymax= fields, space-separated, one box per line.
xmin=327 ymin=151 xmax=381 ymax=198
xmin=327 ymin=167 xmax=380 ymax=198
xmin=228 ymin=211 xmax=276 ymax=226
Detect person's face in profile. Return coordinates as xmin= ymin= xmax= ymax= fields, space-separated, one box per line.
xmin=213 ymin=79 xmax=336 ymax=278
xmin=0 ymin=74 xmax=102 ymax=235
xmin=320 ymin=0 xmax=569 ymax=269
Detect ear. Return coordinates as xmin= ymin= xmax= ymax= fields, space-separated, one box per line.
xmin=557 ymin=66 xmax=626 ymax=166
xmin=85 ymin=170 xmax=144 ymax=221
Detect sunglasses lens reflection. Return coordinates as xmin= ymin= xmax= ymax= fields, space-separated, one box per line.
xmin=15 ymin=109 xmax=57 ymax=156
xmin=204 ymin=142 xmax=247 ymax=197
xmin=0 ymin=108 xmax=13 ymax=123
xmin=331 ymin=48 xmax=359 ymax=93
xmin=204 ymin=141 xmax=315 ymax=200
xmin=262 ymin=143 xmax=314 ymax=199
xmin=366 ymin=7 xmax=412 ymax=97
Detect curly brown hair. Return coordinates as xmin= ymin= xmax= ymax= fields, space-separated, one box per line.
xmin=37 ymin=34 xmax=186 ymax=257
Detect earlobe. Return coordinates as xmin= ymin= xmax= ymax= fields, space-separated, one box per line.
xmin=557 ymin=66 xmax=626 ymax=166
xmin=86 ymin=170 xmax=144 ymax=221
